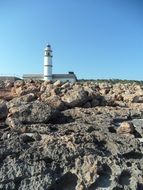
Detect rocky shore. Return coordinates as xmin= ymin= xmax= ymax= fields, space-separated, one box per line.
xmin=0 ymin=79 xmax=143 ymax=190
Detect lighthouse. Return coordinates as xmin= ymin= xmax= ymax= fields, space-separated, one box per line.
xmin=23 ymin=44 xmax=77 ymax=82
xmin=44 ymin=44 xmax=53 ymax=81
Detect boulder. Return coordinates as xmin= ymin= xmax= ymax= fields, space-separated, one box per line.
xmin=98 ymin=82 xmax=112 ymax=89
xmin=132 ymin=119 xmax=143 ymax=137
xmin=91 ymin=99 xmax=100 ymax=107
xmin=41 ymin=91 xmax=51 ymax=101
xmin=0 ymin=81 xmax=5 ymax=89
xmin=20 ymin=86 xmax=40 ymax=96
xmin=83 ymin=86 xmax=97 ymax=99
xmin=7 ymin=93 xmax=36 ymax=109
xmin=53 ymin=80 xmax=62 ymax=87
xmin=101 ymin=95 xmax=115 ymax=106
xmin=132 ymin=96 xmax=143 ymax=103
xmin=46 ymin=84 xmax=54 ymax=92
xmin=117 ymin=121 xmax=135 ymax=135
xmin=7 ymin=101 xmax=55 ymax=125
xmin=4 ymin=80 xmax=14 ymax=88
xmin=43 ymin=95 xmax=65 ymax=110
xmin=42 ymin=80 xmax=52 ymax=86
xmin=123 ymin=94 xmax=135 ymax=103
xmin=61 ymin=82 xmax=70 ymax=88
xmin=0 ymin=100 xmax=8 ymax=120
xmin=15 ymin=86 xmax=23 ymax=96
xmin=16 ymin=85 xmax=40 ymax=97
xmin=0 ymin=89 xmax=15 ymax=101
xmin=40 ymin=85 xmax=46 ymax=93
xmin=114 ymin=101 xmax=127 ymax=107
xmin=14 ymin=80 xmax=24 ymax=88
xmin=61 ymin=88 xmax=89 ymax=107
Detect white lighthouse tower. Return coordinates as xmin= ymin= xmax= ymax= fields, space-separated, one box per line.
xmin=44 ymin=44 xmax=53 ymax=81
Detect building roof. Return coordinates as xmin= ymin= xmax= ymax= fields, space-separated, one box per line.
xmin=23 ymin=74 xmax=43 ymax=78
xmin=0 ymin=76 xmax=21 ymax=82
xmin=52 ymin=74 xmax=76 ymax=79
xmin=23 ymin=73 xmax=77 ymax=80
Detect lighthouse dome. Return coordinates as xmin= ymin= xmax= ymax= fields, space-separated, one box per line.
xmin=45 ymin=44 xmax=52 ymax=51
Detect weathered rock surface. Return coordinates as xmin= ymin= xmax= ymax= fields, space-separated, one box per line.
xmin=0 ymin=80 xmax=143 ymax=190
xmin=0 ymin=100 xmax=8 ymax=120
xmin=6 ymin=101 xmax=55 ymax=127
xmin=61 ymin=88 xmax=89 ymax=108
xmin=117 ymin=121 xmax=135 ymax=135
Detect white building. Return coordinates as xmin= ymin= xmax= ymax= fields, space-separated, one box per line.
xmin=23 ymin=44 xmax=77 ymax=83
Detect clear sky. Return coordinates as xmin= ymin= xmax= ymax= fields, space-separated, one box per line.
xmin=0 ymin=0 xmax=143 ymax=80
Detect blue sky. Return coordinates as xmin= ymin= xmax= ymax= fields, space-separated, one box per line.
xmin=0 ymin=0 xmax=143 ymax=80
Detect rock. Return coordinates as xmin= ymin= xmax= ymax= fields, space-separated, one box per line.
xmin=41 ymin=91 xmax=51 ymax=101
xmin=0 ymin=89 xmax=16 ymax=101
xmin=114 ymin=101 xmax=127 ymax=107
xmin=0 ymin=100 xmax=8 ymax=120
xmin=122 ymin=93 xmax=134 ymax=102
xmin=4 ymin=80 xmax=14 ymax=88
xmin=7 ymin=93 xmax=36 ymax=109
xmin=0 ymin=81 xmax=5 ymax=89
xmin=7 ymin=101 xmax=55 ymax=125
xmin=43 ymin=95 xmax=66 ymax=110
xmin=73 ymin=155 xmax=98 ymax=187
xmin=15 ymin=86 xmax=23 ymax=96
xmin=1 ymin=81 xmax=143 ymax=189
xmin=91 ymin=99 xmax=100 ymax=107
xmin=46 ymin=83 xmax=54 ymax=91
xmin=100 ymin=88 xmax=110 ymax=95
xmin=61 ymin=82 xmax=70 ymax=88
xmin=83 ymin=101 xmax=91 ymax=108
xmin=83 ymin=86 xmax=98 ymax=99
xmin=101 ymin=95 xmax=115 ymax=106
xmin=18 ymin=174 xmax=53 ymax=190
xmin=43 ymin=80 xmax=52 ymax=86
xmin=21 ymin=85 xmax=40 ymax=96
xmin=6 ymin=117 xmax=20 ymax=129
xmin=117 ymin=121 xmax=135 ymax=135
xmin=132 ymin=96 xmax=143 ymax=103
xmin=0 ymin=181 xmax=15 ymax=190
xmin=99 ymin=82 xmax=112 ymax=89
xmin=17 ymin=85 xmax=39 ymax=96
xmin=61 ymin=88 xmax=89 ymax=107
xmin=53 ymin=80 xmax=62 ymax=87
xmin=132 ymin=119 xmax=143 ymax=137
xmin=14 ymin=80 xmax=24 ymax=88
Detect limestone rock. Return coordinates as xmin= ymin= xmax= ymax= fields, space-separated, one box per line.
xmin=53 ymin=80 xmax=62 ymax=87
xmin=91 ymin=99 xmax=100 ymax=107
xmin=117 ymin=121 xmax=135 ymax=135
xmin=40 ymin=91 xmax=51 ymax=101
xmin=61 ymin=82 xmax=70 ymax=88
xmin=61 ymin=88 xmax=89 ymax=107
xmin=0 ymin=81 xmax=5 ymax=89
xmin=1 ymin=80 xmax=143 ymax=189
xmin=0 ymin=100 xmax=8 ymax=120
xmin=14 ymin=80 xmax=25 ymax=88
xmin=4 ymin=80 xmax=14 ymax=88
xmin=7 ymin=93 xmax=36 ymax=109
xmin=15 ymin=86 xmax=23 ymax=96
xmin=132 ymin=96 xmax=143 ymax=103
xmin=7 ymin=101 xmax=55 ymax=125
xmin=43 ymin=95 xmax=65 ymax=110
xmin=132 ymin=119 xmax=143 ymax=137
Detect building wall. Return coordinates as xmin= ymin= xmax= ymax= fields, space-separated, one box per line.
xmin=52 ymin=77 xmax=76 ymax=83
xmin=23 ymin=77 xmax=43 ymax=81
xmin=0 ymin=76 xmax=21 ymax=82
xmin=23 ymin=75 xmax=77 ymax=83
